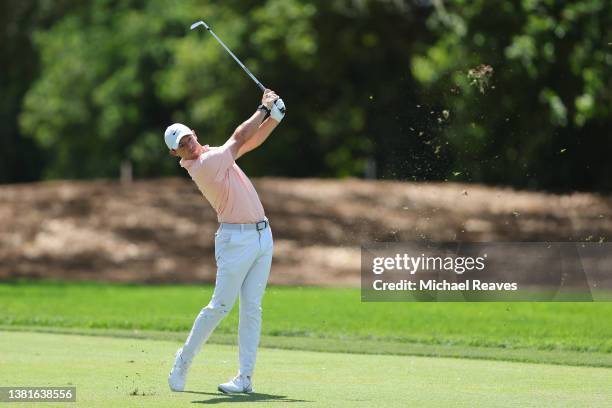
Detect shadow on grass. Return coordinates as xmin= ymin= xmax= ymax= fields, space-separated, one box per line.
xmin=184 ymin=390 xmax=311 ymax=404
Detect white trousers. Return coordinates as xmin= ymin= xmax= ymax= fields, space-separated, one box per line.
xmin=180 ymin=224 xmax=273 ymax=376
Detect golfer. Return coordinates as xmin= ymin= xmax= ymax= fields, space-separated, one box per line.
xmin=165 ymin=89 xmax=285 ymax=393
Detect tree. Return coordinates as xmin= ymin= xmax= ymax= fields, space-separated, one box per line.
xmin=12 ymin=0 xmax=612 ymax=191
xmin=0 ymin=0 xmax=80 ymax=182
xmin=411 ymin=0 xmax=612 ymax=190
xmin=17 ymin=0 xmax=433 ymax=180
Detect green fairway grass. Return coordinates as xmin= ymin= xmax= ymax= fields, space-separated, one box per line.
xmin=2 ymin=331 xmax=611 ymax=408
xmin=1 ymin=281 xmax=611 ymax=364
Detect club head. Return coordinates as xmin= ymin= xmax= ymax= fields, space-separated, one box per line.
xmin=190 ymin=20 xmax=209 ymax=31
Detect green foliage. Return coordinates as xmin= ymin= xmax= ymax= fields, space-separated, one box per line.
xmin=0 ymin=0 xmax=79 ymax=182
xmin=3 ymin=0 xmax=612 ymax=189
xmin=412 ymin=0 xmax=612 ymax=190
xmin=19 ymin=0 xmax=187 ymax=178
xmin=15 ymin=0 xmax=387 ymax=179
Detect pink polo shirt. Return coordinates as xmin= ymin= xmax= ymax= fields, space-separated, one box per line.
xmin=179 ymin=145 xmax=266 ymax=224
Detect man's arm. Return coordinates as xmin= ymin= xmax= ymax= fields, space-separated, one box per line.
xmin=223 ymin=110 xmax=268 ymax=160
xmin=235 ymin=117 xmax=279 ymax=160
xmin=223 ymin=89 xmax=280 ymax=160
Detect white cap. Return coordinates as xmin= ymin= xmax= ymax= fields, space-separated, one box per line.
xmin=164 ymin=123 xmax=193 ymax=150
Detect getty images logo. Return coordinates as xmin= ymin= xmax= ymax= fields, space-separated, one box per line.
xmin=372 ymin=253 xmax=487 ymax=275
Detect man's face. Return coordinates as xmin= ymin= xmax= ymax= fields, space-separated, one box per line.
xmin=171 ymin=133 xmax=201 ymax=159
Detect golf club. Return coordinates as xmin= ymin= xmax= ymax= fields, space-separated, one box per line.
xmin=190 ymin=20 xmax=266 ymax=92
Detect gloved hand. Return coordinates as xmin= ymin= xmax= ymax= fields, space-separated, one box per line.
xmin=270 ymin=98 xmax=286 ymax=122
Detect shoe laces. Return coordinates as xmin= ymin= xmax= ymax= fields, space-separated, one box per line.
xmin=176 ymin=354 xmax=189 ymax=372
xmin=233 ymin=374 xmax=250 ymax=386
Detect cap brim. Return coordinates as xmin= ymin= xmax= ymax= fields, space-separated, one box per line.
xmin=170 ymin=131 xmax=193 ymax=150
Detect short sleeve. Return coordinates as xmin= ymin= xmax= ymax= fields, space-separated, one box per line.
xmin=201 ymin=145 xmax=235 ymax=181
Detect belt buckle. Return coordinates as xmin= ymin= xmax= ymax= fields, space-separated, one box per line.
xmin=256 ymin=220 xmax=267 ymax=231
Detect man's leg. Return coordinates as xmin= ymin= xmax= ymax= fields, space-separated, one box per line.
xmin=238 ymin=227 xmax=273 ymax=377
xmin=180 ymin=273 xmax=241 ymax=362
xmin=170 ymin=230 xmax=261 ymax=392
xmin=169 ymin=268 xmax=246 ymax=392
xmin=181 ymin=232 xmax=259 ymax=362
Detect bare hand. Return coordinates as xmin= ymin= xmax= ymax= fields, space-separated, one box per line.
xmin=262 ymin=89 xmax=279 ymax=109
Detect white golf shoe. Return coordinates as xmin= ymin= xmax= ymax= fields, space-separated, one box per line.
xmin=218 ymin=374 xmax=254 ymax=394
xmin=168 ymin=348 xmax=191 ymax=392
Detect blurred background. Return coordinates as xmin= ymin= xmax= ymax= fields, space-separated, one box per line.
xmin=2 ymin=0 xmax=611 ymax=189
xmin=1 ymin=0 xmax=611 ymax=284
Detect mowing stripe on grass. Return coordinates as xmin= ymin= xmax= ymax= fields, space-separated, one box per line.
xmin=1 ymin=281 xmax=611 ymax=354
xmin=1 ymin=331 xmax=610 ymax=408
xmin=2 ymin=325 xmax=612 ymax=368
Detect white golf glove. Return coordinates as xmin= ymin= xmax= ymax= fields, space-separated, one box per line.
xmin=270 ymin=98 xmax=286 ymax=122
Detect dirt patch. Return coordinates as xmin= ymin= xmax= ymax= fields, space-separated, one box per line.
xmin=1 ymin=178 xmax=611 ymax=286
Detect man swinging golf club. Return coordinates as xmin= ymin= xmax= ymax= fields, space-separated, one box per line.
xmin=165 ymin=88 xmax=285 ymax=394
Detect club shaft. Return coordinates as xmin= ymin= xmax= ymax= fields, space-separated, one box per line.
xmin=206 ymin=29 xmax=266 ymax=92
